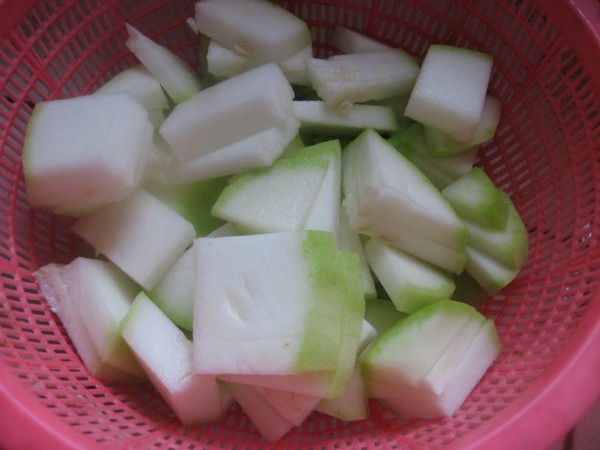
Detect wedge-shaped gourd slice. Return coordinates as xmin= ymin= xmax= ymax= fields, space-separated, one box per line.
xmin=212 ymin=156 xmax=329 ymax=234
xmin=364 ymin=298 xmax=407 ymax=336
xmin=23 ymin=91 xmax=153 ymax=216
xmin=34 ymin=262 xmax=144 ymax=383
xmin=71 ymin=190 xmax=195 ymax=291
xmin=383 ymin=319 xmax=500 ymax=418
xmin=364 ymin=238 xmax=455 ymax=313
xmin=316 ymin=320 xmax=378 ymax=421
xmin=253 ymin=386 xmax=320 ymax=427
xmin=464 ymin=246 xmax=523 ymax=295
xmin=125 ymin=24 xmax=202 ymax=104
xmin=193 ymin=231 xmax=365 ymax=400
xmin=443 ymin=167 xmax=509 ymax=230
xmin=424 ymin=96 xmax=502 ymax=157
xmin=143 ymin=174 xmax=228 ymax=236
xmin=342 ymin=129 xmax=467 ymax=273
xmin=293 ymin=101 xmax=398 ymax=137
xmin=166 ymin=117 xmax=300 ymax=183
xmin=306 ymin=50 xmax=420 ymax=109
xmin=36 ymin=258 xmax=145 ymax=378
xmin=294 ymin=140 xmax=342 ymax=240
xmin=389 ymin=123 xmax=479 ymax=186
xmin=389 ymin=136 xmax=456 ymax=190
xmin=362 ymin=300 xmax=500 ymax=418
xmin=121 ymin=293 xmax=232 ymax=425
xmin=206 ymin=39 xmax=256 ymax=78
xmin=224 ymin=382 xmax=296 ymax=443
xmin=329 ymin=25 xmax=392 ymax=54
xmin=462 ymin=190 xmax=529 ymax=270
xmin=338 ymin=209 xmax=377 ymax=300
xmin=67 ymin=258 xmax=145 ymax=378
xmin=159 ymin=63 xmax=294 ymax=163
xmin=195 ymin=0 xmax=311 ymax=65
xmin=363 ymin=300 xmax=477 ymax=397
xmin=95 ymin=65 xmax=169 ymax=127
xmin=207 ymin=40 xmax=313 ymax=86
xmin=405 ymin=45 xmax=493 ymax=142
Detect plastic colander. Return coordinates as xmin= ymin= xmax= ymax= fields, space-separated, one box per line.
xmin=1 ymin=0 xmax=600 ymax=449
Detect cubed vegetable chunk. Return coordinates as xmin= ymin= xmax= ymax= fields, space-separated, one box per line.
xmin=193 ymin=231 xmax=364 ymax=399
xmin=342 ymin=129 xmax=467 ymax=273
xmin=362 ymin=300 xmax=500 ymax=418
xmin=405 ymin=45 xmax=493 ymax=142
xmin=71 ymin=190 xmax=195 ymax=291
xmin=159 ymin=63 xmax=295 ymax=162
xmin=194 ymin=0 xmax=312 ymax=64
xmin=23 ymin=92 xmax=153 ymax=216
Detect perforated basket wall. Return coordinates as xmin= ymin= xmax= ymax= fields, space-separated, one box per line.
xmin=1 ymin=1 xmax=600 ymax=449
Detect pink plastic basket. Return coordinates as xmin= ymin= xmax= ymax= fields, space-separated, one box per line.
xmin=1 ymin=0 xmax=600 ymax=448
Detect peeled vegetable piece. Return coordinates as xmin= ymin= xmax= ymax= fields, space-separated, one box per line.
xmin=405 ymin=45 xmax=493 ymax=142
xmin=464 ymin=246 xmax=522 ymax=296
xmin=212 ymin=156 xmax=329 ymax=234
xmin=193 ymin=231 xmax=365 ymax=400
xmin=389 ymin=123 xmax=479 ymax=189
xmin=253 ymin=385 xmax=320 ymax=426
xmin=292 ymin=101 xmax=399 ymax=137
xmin=329 ymin=25 xmax=392 ymax=54
xmin=206 ymin=39 xmax=256 ymax=78
xmin=159 ymin=63 xmax=295 ymax=163
xmin=23 ymin=91 xmax=153 ymax=216
xmin=71 ymin=190 xmax=195 ymax=291
xmin=166 ymin=117 xmax=300 ymax=184
xmin=342 ymin=129 xmax=467 ymax=273
xmin=362 ymin=300 xmax=500 ymax=418
xmin=306 ymin=50 xmax=420 ymax=109
xmin=364 ymin=238 xmax=456 ymax=313
xmin=424 ymin=96 xmax=502 ymax=157
xmin=194 ymin=0 xmax=311 ymax=64
xmin=293 ymin=140 xmax=342 ymax=239
xmin=462 ymin=190 xmax=529 ymax=269
xmin=224 ymin=382 xmax=296 ymax=442
xmin=125 ymin=24 xmax=202 ymax=103
xmin=121 ymin=293 xmax=232 ymax=425
xmin=442 ymin=167 xmax=509 ymax=230
xmin=95 ymin=64 xmax=169 ymax=127
xmin=34 ymin=257 xmax=145 ymax=382
xmin=461 ymin=194 xmax=528 ymax=295
xmin=207 ymin=40 xmax=313 ymax=86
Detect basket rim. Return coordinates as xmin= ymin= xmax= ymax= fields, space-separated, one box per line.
xmin=549 ymin=0 xmax=600 ymax=89
xmin=0 ymin=365 xmax=102 ymax=450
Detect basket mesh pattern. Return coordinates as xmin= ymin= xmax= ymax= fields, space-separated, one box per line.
xmin=1 ymin=1 xmax=600 ymax=448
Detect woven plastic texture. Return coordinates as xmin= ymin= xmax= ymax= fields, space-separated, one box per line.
xmin=1 ymin=0 xmax=600 ymax=449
